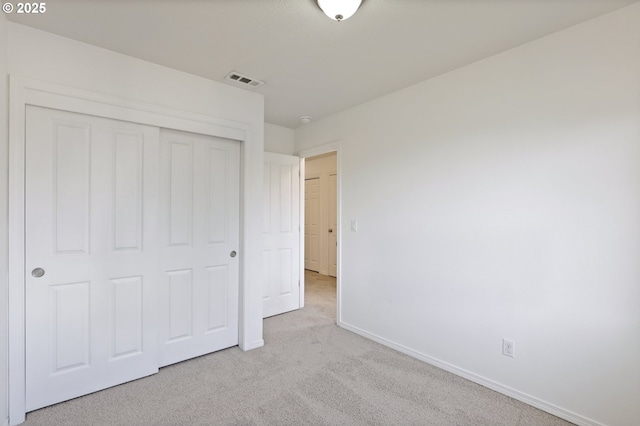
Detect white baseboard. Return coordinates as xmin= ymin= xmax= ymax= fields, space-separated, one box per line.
xmin=337 ymin=321 xmax=606 ymax=426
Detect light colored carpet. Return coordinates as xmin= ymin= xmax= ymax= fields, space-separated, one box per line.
xmin=23 ymin=271 xmax=574 ymax=426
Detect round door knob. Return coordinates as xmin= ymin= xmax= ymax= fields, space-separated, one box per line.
xmin=328 ymin=229 xmax=333 ymax=233
xmin=32 ymin=268 xmax=45 ymax=278
xmin=230 ymin=251 xmax=237 ymax=258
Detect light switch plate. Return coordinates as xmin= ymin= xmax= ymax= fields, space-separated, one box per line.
xmin=351 ymin=220 xmax=358 ymax=232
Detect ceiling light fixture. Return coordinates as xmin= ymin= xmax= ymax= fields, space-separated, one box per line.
xmin=316 ymin=0 xmax=362 ymax=22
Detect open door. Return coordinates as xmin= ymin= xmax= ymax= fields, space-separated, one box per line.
xmin=262 ymin=153 xmax=301 ymax=318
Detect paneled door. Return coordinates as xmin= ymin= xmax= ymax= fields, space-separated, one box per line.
xmin=328 ymin=173 xmax=337 ymax=277
xmin=25 ymin=106 xmax=161 ymax=411
xmin=304 ymin=178 xmax=320 ymax=272
xmin=263 ymin=153 xmax=301 ymax=318
xmin=159 ymin=129 xmax=240 ymax=367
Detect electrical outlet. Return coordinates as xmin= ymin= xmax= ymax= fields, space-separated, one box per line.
xmin=502 ymin=338 xmax=515 ymax=358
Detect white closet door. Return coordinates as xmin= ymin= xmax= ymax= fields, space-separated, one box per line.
xmin=159 ymin=129 xmax=240 ymax=367
xmin=328 ymin=173 xmax=338 ymax=277
xmin=304 ymin=178 xmax=320 ymax=272
xmin=25 ymin=106 xmax=161 ymax=411
xmin=262 ymin=153 xmax=301 ymax=318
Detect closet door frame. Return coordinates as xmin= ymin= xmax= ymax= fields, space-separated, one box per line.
xmin=7 ymin=76 xmax=257 ymax=425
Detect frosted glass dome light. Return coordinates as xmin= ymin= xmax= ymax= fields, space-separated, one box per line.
xmin=317 ymin=0 xmax=363 ymax=22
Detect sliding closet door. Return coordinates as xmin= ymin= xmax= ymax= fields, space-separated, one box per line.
xmin=159 ymin=129 xmax=240 ymax=367
xmin=25 ymin=106 xmax=161 ymax=411
xmin=25 ymin=109 xmax=240 ymax=410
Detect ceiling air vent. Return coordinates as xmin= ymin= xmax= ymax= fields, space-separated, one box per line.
xmin=225 ymin=71 xmax=265 ymax=88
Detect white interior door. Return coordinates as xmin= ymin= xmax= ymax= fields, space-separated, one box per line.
xmin=262 ymin=153 xmax=301 ymax=318
xmin=159 ymin=129 xmax=240 ymax=367
xmin=328 ymin=173 xmax=337 ymax=277
xmin=25 ymin=106 xmax=161 ymax=411
xmin=304 ymin=178 xmax=320 ymax=272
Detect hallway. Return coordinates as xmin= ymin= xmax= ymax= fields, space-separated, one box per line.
xmin=303 ymin=270 xmax=337 ymax=322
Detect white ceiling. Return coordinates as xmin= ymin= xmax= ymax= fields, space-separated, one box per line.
xmin=8 ymin=0 xmax=639 ymax=128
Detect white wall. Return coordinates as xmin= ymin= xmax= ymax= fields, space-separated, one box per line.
xmin=5 ymin=22 xmax=265 ymax=422
xmin=0 ymin=13 xmax=8 ymax=426
xmin=265 ymin=122 xmax=295 ymax=155
xmin=296 ymin=5 xmax=640 ymax=426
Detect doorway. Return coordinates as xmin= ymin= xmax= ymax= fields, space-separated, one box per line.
xmin=303 ymin=152 xmax=337 ymax=277
xmin=301 ymin=149 xmax=339 ymax=322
